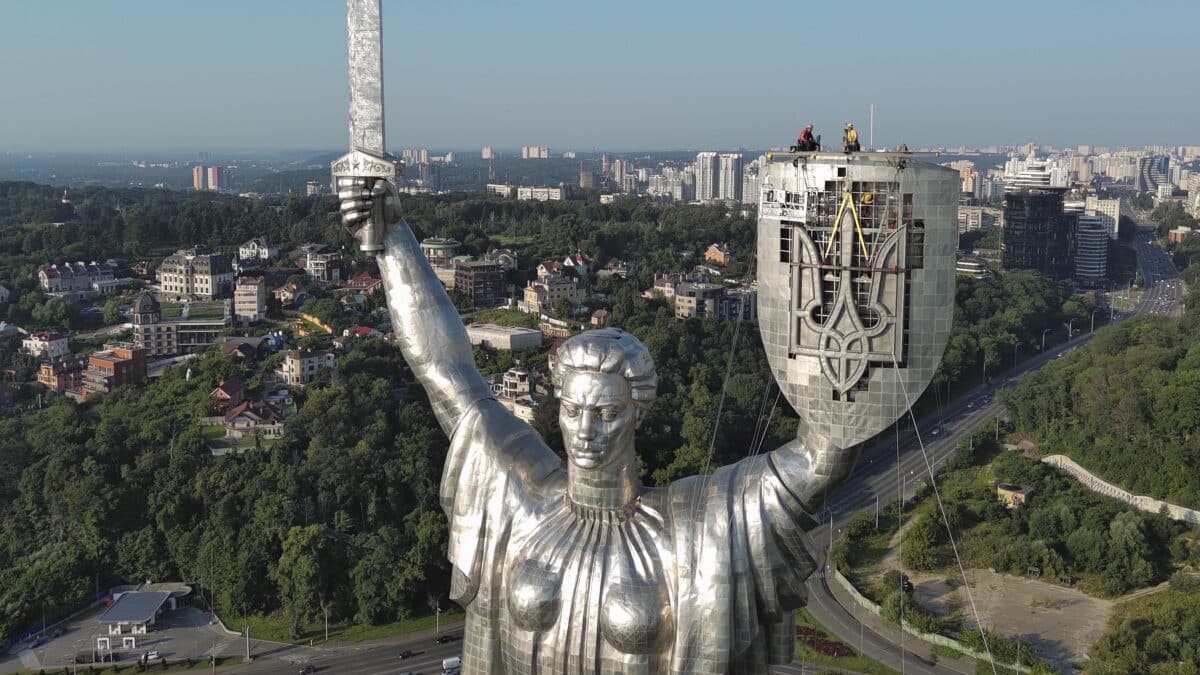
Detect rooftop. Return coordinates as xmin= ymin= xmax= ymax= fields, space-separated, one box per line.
xmin=99 ymin=591 xmax=171 ymax=625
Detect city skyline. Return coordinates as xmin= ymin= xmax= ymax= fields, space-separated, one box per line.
xmin=1 ymin=0 xmax=1199 ymax=153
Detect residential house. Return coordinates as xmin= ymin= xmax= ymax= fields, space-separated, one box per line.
xmin=273 ymin=282 xmax=310 ymax=308
xmin=304 ymin=251 xmax=341 ymax=283
xmin=210 ymin=378 xmax=245 ymax=412
xmin=37 ymin=358 xmax=84 ymax=394
xmin=518 ymin=274 xmax=585 ymax=314
xmin=343 ymin=270 xmax=383 ymax=295
xmin=81 ymin=343 xmax=147 ymax=398
xmin=220 ymin=341 xmax=258 ymax=364
xmin=562 ymin=252 xmax=593 ymax=277
xmin=156 ymin=245 xmax=234 ymax=300
xmin=38 ymin=261 xmax=117 ymax=296
xmin=705 ymin=242 xmax=735 ymax=266
xmin=590 ymin=309 xmax=610 ymax=328
xmin=22 ymin=332 xmax=69 ymax=360
xmin=597 ymin=258 xmax=631 ymax=279
xmin=238 ymin=238 xmax=279 ymax=263
xmin=234 ymin=276 xmax=267 ymax=324
xmin=483 ymin=248 xmax=519 ymax=271
xmin=224 ymin=400 xmax=285 ymax=440
xmin=276 ymin=349 xmax=337 ymax=387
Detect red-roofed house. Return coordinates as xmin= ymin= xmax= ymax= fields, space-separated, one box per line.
xmin=344 ymin=270 xmax=383 ymax=295
xmin=562 ymin=252 xmax=593 ymax=277
xmin=210 ymin=378 xmax=245 ymax=411
xmin=224 ymin=400 xmax=285 ymax=440
xmin=536 ymin=261 xmax=562 ymax=279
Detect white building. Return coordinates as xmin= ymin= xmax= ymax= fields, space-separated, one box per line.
xmin=694 ymin=151 xmax=719 ymax=202
xmin=156 ymin=246 xmax=234 ymax=300
xmin=481 ymin=147 xmax=494 ymax=160
xmin=518 ymin=275 xmax=585 ymax=314
xmin=1084 ymin=196 xmax=1121 ymax=240
xmin=276 ymin=350 xmax=337 ymax=387
xmin=466 ymin=324 xmax=543 ymax=351
xmin=238 ymin=238 xmax=278 ymax=262
xmin=305 ymin=252 xmax=341 ymax=283
xmin=717 ymin=153 xmax=743 ymax=202
xmin=487 ymin=184 xmax=516 ymax=198
xmin=234 ymin=276 xmax=267 ymax=324
xmin=22 ymin=331 xmax=69 ymax=360
xmin=38 ymin=261 xmax=117 ymax=296
xmin=516 ymin=186 xmax=564 ymax=201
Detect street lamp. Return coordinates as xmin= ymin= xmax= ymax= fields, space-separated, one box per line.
xmin=1067 ymin=318 xmax=1076 ymax=337
xmin=1013 ymin=340 xmax=1023 ymax=368
xmin=1090 ymin=309 xmax=1099 ymax=333
xmin=1041 ymin=328 xmax=1052 ymax=352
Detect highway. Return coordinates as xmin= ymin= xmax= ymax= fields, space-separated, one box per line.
xmin=801 ymin=222 xmax=1183 ymax=674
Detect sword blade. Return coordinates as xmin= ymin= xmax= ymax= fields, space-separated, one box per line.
xmin=347 ymin=0 xmax=385 ymax=156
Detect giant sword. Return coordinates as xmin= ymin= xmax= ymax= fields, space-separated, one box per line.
xmin=331 ymin=0 xmax=400 ymax=253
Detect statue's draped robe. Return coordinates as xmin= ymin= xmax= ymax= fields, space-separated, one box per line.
xmin=443 ymin=399 xmax=818 ymax=674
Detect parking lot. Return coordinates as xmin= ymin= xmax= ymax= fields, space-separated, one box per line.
xmin=1 ymin=606 xmax=244 ymax=673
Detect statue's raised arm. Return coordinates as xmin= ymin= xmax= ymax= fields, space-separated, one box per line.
xmin=339 ymin=177 xmax=492 ymax=436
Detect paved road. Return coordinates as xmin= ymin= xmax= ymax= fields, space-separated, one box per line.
xmin=801 ymin=221 xmax=1183 ymax=674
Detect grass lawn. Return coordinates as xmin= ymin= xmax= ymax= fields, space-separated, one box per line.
xmin=187 ymin=302 xmax=227 ymax=320
xmin=161 ymin=303 xmax=184 ymax=319
xmin=470 ymin=308 xmax=538 ymax=328
xmin=793 ymin=608 xmax=898 ymax=675
xmin=240 ymin=608 xmax=465 ymax=645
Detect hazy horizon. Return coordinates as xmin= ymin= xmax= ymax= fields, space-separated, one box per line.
xmin=2 ymin=0 xmax=1198 ymax=153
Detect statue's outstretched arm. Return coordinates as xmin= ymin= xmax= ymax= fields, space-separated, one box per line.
xmin=339 ymin=178 xmax=493 ymax=437
xmin=768 ymin=433 xmax=862 ymax=514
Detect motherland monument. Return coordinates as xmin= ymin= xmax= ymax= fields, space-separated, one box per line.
xmin=332 ymin=1 xmax=958 ymax=672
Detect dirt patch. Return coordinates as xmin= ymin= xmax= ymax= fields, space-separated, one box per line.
xmin=951 ymin=569 xmax=1111 ymax=672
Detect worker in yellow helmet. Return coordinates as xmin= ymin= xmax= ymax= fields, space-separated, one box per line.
xmin=843 ymin=123 xmax=860 ymax=152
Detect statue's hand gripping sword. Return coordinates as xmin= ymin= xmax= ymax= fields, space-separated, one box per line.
xmin=331 ymin=0 xmax=401 ymax=253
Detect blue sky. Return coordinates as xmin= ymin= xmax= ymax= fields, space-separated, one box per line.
xmin=0 ymin=0 xmax=1196 ymax=153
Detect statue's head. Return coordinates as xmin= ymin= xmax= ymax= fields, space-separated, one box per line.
xmin=552 ymin=329 xmax=656 ymax=470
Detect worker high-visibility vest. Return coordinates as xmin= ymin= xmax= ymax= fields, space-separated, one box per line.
xmin=846 ymin=129 xmax=858 ymax=143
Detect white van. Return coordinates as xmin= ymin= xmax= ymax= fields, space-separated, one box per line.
xmin=442 ymin=656 xmax=463 ymax=673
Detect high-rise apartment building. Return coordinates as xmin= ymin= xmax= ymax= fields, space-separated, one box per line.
xmin=1073 ymin=214 xmax=1108 ymax=288
xmin=717 ymin=153 xmax=743 ymax=202
xmin=206 ymin=166 xmax=224 ymax=191
xmin=1084 ymin=195 xmax=1121 ymax=240
xmin=1002 ymin=180 xmax=1074 ymax=279
xmin=694 ymin=152 xmax=719 ymax=202
xmin=481 ymin=147 xmax=494 ymax=160
xmin=193 ymin=166 xmax=205 ymax=190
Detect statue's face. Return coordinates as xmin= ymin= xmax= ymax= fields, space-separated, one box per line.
xmin=558 ymin=370 xmax=636 ymax=470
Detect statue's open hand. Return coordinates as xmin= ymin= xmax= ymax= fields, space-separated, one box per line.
xmin=337 ymin=177 xmax=402 ymax=251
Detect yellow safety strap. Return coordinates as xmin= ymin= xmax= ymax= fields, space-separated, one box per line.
xmin=823 ymin=191 xmax=871 ymax=260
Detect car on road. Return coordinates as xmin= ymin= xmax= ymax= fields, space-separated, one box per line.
xmin=143 ymin=651 xmax=160 ymax=662
xmin=299 ymin=666 xmax=316 ymax=674
xmin=435 ymin=635 xmax=458 ymax=644
xmin=399 ymin=650 xmax=417 ymax=659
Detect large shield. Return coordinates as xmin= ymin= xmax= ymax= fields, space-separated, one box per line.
xmin=756 ymin=153 xmax=958 ymax=451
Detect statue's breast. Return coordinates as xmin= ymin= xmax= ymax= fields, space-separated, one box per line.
xmin=505 ymin=496 xmax=674 ymax=656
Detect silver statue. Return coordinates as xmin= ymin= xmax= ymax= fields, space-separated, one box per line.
xmin=338 ymin=148 xmax=958 ymax=674
xmin=332 ymin=4 xmax=956 ymax=673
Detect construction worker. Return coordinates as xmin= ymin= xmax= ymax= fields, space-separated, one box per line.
xmin=797 ymin=124 xmax=817 ymax=151
xmin=842 ymin=123 xmax=860 ymax=153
